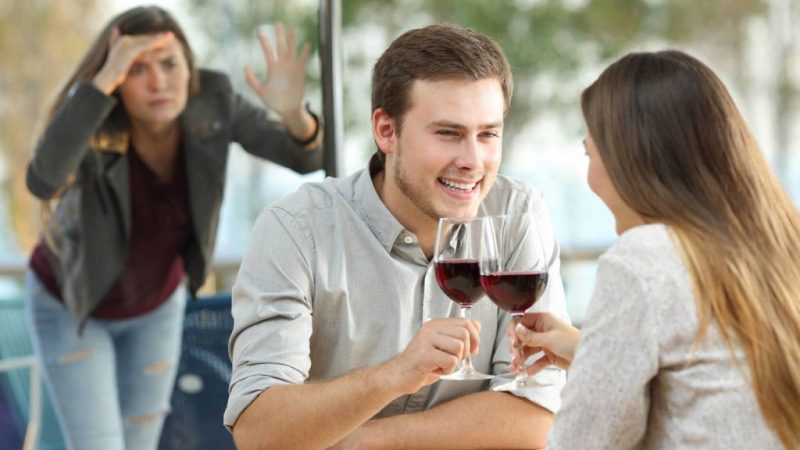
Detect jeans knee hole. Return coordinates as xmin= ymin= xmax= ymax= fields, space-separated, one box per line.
xmin=126 ymin=410 xmax=165 ymax=426
xmin=144 ymin=359 xmax=173 ymax=375
xmin=57 ymin=349 xmax=93 ymax=364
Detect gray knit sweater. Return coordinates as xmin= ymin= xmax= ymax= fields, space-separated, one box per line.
xmin=549 ymin=224 xmax=783 ymax=449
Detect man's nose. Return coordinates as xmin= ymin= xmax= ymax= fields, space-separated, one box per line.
xmin=454 ymin=137 xmax=482 ymax=170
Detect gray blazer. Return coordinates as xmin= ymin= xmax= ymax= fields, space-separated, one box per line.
xmin=26 ymin=69 xmax=322 ymax=328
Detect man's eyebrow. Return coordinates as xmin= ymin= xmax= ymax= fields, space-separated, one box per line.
xmin=428 ymin=120 xmax=504 ymax=129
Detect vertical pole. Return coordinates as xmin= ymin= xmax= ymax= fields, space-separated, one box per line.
xmin=319 ymin=0 xmax=343 ymax=177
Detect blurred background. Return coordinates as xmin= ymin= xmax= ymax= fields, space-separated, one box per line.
xmin=2 ymin=0 xmax=797 ymax=320
xmin=0 ymin=0 xmax=798 ymax=446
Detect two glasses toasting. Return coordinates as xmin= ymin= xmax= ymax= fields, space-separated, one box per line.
xmin=433 ymin=214 xmax=550 ymax=389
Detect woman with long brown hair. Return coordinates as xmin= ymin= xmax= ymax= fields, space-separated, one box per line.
xmin=24 ymin=6 xmax=321 ymax=449
xmin=512 ymin=50 xmax=800 ymax=449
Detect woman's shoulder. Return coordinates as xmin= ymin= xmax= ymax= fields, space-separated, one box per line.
xmin=601 ymin=223 xmax=685 ymax=280
xmin=196 ymin=69 xmax=233 ymax=93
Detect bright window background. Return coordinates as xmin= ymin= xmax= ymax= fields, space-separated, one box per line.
xmin=1 ymin=0 xmax=798 ymax=326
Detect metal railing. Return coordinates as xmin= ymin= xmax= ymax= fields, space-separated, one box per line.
xmin=0 ymin=248 xmax=608 ymax=293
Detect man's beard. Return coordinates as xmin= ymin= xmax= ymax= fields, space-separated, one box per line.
xmin=393 ymin=142 xmax=442 ymax=222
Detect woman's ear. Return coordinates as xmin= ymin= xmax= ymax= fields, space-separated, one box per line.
xmin=372 ymin=108 xmax=397 ymax=156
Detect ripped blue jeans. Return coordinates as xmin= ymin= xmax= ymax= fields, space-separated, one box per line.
xmin=24 ymin=270 xmax=185 ymax=450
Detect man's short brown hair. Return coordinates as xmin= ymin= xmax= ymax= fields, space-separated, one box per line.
xmin=370 ymin=24 xmax=513 ymax=167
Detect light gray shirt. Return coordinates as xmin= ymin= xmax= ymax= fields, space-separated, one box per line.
xmin=550 ymin=224 xmax=783 ymax=449
xmin=224 ymin=168 xmax=569 ymax=429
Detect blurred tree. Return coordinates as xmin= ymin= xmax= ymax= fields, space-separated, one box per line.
xmin=0 ymin=0 xmax=792 ymax=249
xmin=185 ymin=0 xmax=777 ymax=157
xmin=0 ymin=0 xmax=102 ymax=251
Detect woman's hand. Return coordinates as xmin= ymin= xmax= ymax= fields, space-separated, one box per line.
xmin=245 ymin=22 xmax=310 ymax=119
xmin=93 ymin=28 xmax=175 ymax=95
xmin=509 ymin=312 xmax=580 ymax=375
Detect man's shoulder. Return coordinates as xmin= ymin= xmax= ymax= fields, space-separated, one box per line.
xmin=482 ymin=174 xmax=541 ymax=215
xmin=267 ymin=171 xmax=360 ymax=217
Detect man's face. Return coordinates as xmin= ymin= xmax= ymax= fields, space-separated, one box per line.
xmin=377 ymin=77 xmax=504 ymax=226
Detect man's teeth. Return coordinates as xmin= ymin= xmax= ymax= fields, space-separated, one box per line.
xmin=440 ymin=178 xmax=477 ymax=191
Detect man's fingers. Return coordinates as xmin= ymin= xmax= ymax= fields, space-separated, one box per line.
xmin=432 ymin=348 xmax=460 ymax=375
xmin=431 ymin=333 xmax=467 ymax=361
xmin=429 ymin=318 xmax=481 ymax=355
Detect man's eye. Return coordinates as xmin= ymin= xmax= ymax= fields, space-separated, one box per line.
xmin=437 ymin=130 xmax=458 ymax=136
xmin=481 ymin=131 xmax=500 ymax=138
xmin=129 ymin=65 xmax=146 ymax=76
xmin=162 ymin=59 xmax=176 ymax=70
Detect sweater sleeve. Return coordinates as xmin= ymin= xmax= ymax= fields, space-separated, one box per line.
xmin=229 ymin=91 xmax=323 ymax=174
xmin=549 ymin=253 xmax=660 ymax=450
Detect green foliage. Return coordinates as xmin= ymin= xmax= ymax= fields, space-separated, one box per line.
xmin=183 ymin=0 xmax=778 ymax=165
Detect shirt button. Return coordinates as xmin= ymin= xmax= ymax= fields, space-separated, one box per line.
xmin=403 ymin=236 xmax=414 ymax=244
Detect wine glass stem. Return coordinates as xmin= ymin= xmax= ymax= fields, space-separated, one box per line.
xmin=460 ymin=306 xmax=477 ymax=373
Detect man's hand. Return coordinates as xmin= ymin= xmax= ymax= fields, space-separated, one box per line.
xmin=383 ymin=317 xmax=481 ymax=395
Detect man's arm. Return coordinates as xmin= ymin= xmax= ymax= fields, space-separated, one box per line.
xmin=333 ymin=391 xmax=553 ymax=449
xmin=231 ymin=317 xmax=482 ymax=450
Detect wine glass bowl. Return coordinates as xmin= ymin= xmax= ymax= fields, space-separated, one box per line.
xmin=433 ymin=217 xmax=494 ymax=381
xmin=479 ymin=271 xmax=548 ymax=313
xmin=434 ymin=259 xmax=484 ymax=307
xmin=479 ymin=213 xmax=551 ymax=390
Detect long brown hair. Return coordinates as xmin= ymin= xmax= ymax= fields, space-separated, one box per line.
xmin=47 ymin=5 xmax=199 ymax=119
xmin=581 ymin=50 xmax=800 ymax=449
xmin=39 ymin=6 xmax=200 ymax=242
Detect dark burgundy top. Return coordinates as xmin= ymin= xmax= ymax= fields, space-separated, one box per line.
xmin=30 ymin=144 xmax=193 ymax=319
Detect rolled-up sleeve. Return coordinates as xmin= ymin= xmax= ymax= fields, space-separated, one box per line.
xmin=224 ymin=207 xmax=316 ymax=429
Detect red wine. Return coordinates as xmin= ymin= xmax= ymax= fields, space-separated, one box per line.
xmin=435 ymin=259 xmax=485 ymax=306
xmin=480 ymin=271 xmax=548 ymax=313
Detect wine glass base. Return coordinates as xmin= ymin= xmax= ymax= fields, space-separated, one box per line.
xmin=491 ymin=377 xmax=552 ymax=391
xmin=441 ymin=369 xmax=494 ymax=381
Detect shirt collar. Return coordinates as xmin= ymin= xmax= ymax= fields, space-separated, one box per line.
xmin=353 ymin=160 xmax=406 ymax=253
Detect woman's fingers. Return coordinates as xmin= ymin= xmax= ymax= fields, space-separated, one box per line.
xmin=244 ymin=66 xmax=264 ymax=95
xmin=523 ymin=355 xmax=552 ymax=377
xmin=256 ymin=29 xmax=276 ymax=67
xmin=515 ymin=322 xmax=550 ymax=348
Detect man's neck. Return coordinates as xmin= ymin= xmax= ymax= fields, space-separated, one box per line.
xmin=372 ymin=170 xmax=437 ymax=260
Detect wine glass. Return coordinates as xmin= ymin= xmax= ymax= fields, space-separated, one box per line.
xmin=433 ymin=217 xmax=494 ymax=380
xmin=480 ymin=213 xmax=550 ymax=391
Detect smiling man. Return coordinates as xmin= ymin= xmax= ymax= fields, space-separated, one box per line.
xmin=225 ymin=24 xmax=570 ymax=449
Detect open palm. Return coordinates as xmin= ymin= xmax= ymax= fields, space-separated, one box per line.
xmin=245 ymin=22 xmax=310 ymax=118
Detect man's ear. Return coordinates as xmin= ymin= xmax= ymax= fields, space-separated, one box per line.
xmin=372 ymin=108 xmax=397 ymax=156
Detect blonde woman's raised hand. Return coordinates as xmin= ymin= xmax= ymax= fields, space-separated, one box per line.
xmin=509 ymin=312 xmax=580 ymax=375
xmin=93 ymin=28 xmax=175 ymax=95
xmin=244 ymin=22 xmax=311 ymax=119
